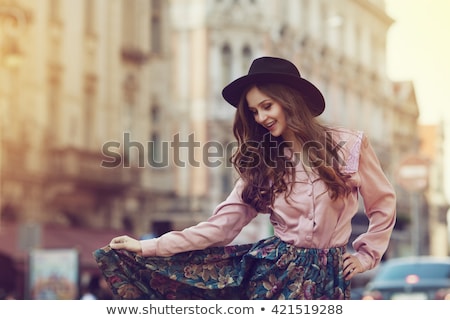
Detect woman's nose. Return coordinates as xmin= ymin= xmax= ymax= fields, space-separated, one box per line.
xmin=256 ymin=111 xmax=267 ymax=123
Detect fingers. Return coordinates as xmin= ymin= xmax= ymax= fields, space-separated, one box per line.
xmin=343 ymin=253 xmax=362 ymax=280
xmin=345 ymin=266 xmax=357 ymax=280
xmin=109 ymin=235 xmax=135 ymax=250
xmin=109 ymin=235 xmax=143 ymax=254
xmin=109 ymin=235 xmax=129 ymax=248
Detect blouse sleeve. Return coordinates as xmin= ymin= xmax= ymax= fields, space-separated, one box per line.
xmin=352 ymin=134 xmax=397 ymax=271
xmin=140 ymin=179 xmax=258 ymax=257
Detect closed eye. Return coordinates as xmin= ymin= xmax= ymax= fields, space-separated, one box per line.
xmin=248 ymin=100 xmax=272 ymax=115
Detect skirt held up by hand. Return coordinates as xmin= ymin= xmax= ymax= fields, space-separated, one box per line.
xmin=92 ymin=236 xmax=350 ymax=300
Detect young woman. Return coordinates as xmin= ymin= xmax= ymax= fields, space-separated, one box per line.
xmin=93 ymin=56 xmax=396 ymax=299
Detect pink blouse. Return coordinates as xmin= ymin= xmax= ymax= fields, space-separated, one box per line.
xmin=140 ymin=128 xmax=396 ymax=272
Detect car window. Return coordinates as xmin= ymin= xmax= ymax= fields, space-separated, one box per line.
xmin=375 ymin=263 xmax=450 ymax=281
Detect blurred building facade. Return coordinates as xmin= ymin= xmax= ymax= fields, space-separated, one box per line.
xmin=419 ymin=123 xmax=449 ymax=256
xmin=1 ymin=0 xmax=448 ymax=297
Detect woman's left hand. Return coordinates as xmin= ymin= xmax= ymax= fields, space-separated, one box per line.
xmin=109 ymin=235 xmax=143 ymax=255
xmin=342 ymin=252 xmax=363 ymax=280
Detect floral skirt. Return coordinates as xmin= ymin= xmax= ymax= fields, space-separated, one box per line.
xmin=92 ymin=236 xmax=350 ymax=300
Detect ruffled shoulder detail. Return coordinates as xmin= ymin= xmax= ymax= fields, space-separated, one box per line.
xmin=343 ymin=130 xmax=363 ymax=173
xmin=328 ymin=127 xmax=363 ymax=173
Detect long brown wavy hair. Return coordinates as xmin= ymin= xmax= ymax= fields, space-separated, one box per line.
xmin=231 ymin=83 xmax=352 ymax=212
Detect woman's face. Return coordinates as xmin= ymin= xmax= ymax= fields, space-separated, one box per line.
xmin=245 ymin=86 xmax=294 ymax=141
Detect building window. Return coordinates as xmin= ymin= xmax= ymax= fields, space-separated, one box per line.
xmin=300 ymin=0 xmax=310 ymax=30
xmin=83 ymin=73 xmax=98 ymax=148
xmin=122 ymin=0 xmax=138 ymax=48
xmin=84 ymin=0 xmax=95 ymax=34
xmin=150 ymin=0 xmax=162 ymax=54
xmin=48 ymin=0 xmax=61 ymax=22
xmin=122 ymin=216 xmax=134 ymax=233
xmin=221 ymin=44 xmax=232 ymax=87
xmin=150 ymin=102 xmax=162 ymax=164
xmin=151 ymin=103 xmax=160 ymax=124
xmin=123 ymin=74 xmax=137 ymax=131
xmin=84 ymin=92 xmax=94 ymax=148
xmin=47 ymin=77 xmax=61 ymax=144
xmin=242 ymin=45 xmax=252 ymax=73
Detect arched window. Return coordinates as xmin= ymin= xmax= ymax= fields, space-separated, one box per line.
xmin=221 ymin=44 xmax=232 ymax=87
xmin=84 ymin=0 xmax=95 ymax=34
xmin=150 ymin=0 xmax=162 ymax=54
xmin=242 ymin=45 xmax=252 ymax=73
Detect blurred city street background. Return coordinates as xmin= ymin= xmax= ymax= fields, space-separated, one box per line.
xmin=0 ymin=0 xmax=449 ymax=299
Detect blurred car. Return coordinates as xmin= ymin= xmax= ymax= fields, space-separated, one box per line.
xmin=361 ymin=256 xmax=450 ymax=300
xmin=350 ymin=267 xmax=379 ymax=299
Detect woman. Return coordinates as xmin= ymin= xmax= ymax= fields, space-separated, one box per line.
xmin=93 ymin=56 xmax=396 ymax=299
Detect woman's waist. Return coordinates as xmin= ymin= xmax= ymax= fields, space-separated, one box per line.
xmin=273 ymin=230 xmax=348 ymax=250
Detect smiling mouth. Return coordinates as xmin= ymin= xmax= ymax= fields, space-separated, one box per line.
xmin=265 ymin=121 xmax=276 ymax=130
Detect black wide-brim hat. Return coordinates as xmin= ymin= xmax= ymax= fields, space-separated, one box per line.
xmin=222 ymin=56 xmax=325 ymax=117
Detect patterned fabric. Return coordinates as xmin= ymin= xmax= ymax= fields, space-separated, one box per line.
xmin=93 ymin=236 xmax=350 ymax=300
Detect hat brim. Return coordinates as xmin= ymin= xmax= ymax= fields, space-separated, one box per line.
xmin=222 ymin=73 xmax=325 ymax=117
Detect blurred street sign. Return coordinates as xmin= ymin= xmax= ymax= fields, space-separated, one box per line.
xmin=396 ymin=155 xmax=430 ymax=192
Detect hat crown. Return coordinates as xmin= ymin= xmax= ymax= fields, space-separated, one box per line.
xmin=222 ymin=56 xmax=325 ymax=116
xmin=248 ymin=57 xmax=300 ymax=78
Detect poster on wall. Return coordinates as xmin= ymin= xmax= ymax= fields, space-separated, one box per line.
xmin=28 ymin=248 xmax=79 ymax=299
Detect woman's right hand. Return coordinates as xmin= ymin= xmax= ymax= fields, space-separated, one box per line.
xmin=109 ymin=235 xmax=143 ymax=254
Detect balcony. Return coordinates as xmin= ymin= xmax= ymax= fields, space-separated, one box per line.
xmin=121 ymin=46 xmax=149 ymax=65
xmin=45 ymin=147 xmax=140 ymax=191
